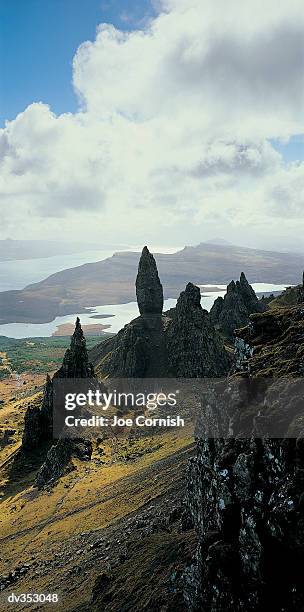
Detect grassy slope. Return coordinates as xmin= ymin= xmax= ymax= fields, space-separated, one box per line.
xmin=0 ymin=336 xmax=195 ymax=611
xmin=0 ymin=425 xmax=194 ymax=611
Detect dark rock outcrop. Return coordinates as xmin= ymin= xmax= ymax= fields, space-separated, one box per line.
xmin=184 ymin=434 xmax=304 ymax=611
xmin=54 ymin=317 xmax=95 ymax=379
xmin=91 ymin=250 xmax=230 ymax=379
xmin=270 ymin=273 xmax=304 ymax=308
xmin=35 ymin=439 xmax=73 ymax=488
xmin=21 ymin=376 xmax=54 ymax=451
xmin=92 ymin=319 xmax=152 ymax=378
xmin=40 ymin=373 xmax=53 ymax=439
xmin=21 ymin=406 xmax=42 ymax=450
xmin=36 ymin=438 xmax=92 ymax=488
xmin=166 ymin=283 xmax=230 ymax=377
xmin=183 ymin=303 xmax=304 ymax=611
xmin=21 ymin=319 xmax=96 ymax=487
xmin=210 ymin=272 xmax=264 ymax=340
xmin=136 ymin=246 xmax=164 ymax=315
xmin=235 ymin=304 xmax=304 ymax=377
xmin=22 ymin=318 xmax=95 ymax=452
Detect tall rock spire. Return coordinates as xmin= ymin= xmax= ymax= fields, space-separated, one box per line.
xmin=55 ymin=317 xmax=95 ymax=379
xmin=136 ymin=246 xmax=164 ymax=315
xmin=22 ymin=318 xmax=94 ymax=451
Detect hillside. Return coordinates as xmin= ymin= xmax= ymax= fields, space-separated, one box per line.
xmin=0 ymin=320 xmax=195 ymax=611
xmin=0 ymin=377 xmax=194 ymax=611
xmin=0 ymin=242 xmax=304 ymax=324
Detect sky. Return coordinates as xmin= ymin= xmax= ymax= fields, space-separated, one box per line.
xmin=0 ymin=0 xmax=156 ymax=123
xmin=0 ymin=0 xmax=303 ymax=251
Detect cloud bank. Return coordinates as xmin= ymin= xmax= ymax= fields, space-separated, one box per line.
xmin=0 ymin=0 xmax=303 ymax=248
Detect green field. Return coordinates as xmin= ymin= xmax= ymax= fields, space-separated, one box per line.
xmin=0 ymin=334 xmax=111 ymax=375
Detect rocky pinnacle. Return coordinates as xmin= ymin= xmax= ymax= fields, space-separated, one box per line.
xmin=22 ymin=318 xmax=94 ymax=452
xmin=55 ymin=317 xmax=95 ymax=379
xmin=136 ymin=246 xmax=164 ymax=315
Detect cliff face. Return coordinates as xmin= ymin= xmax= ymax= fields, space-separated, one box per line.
xmin=91 ymin=248 xmax=230 ymax=379
xmin=185 ymin=436 xmax=304 ymax=611
xmin=22 ymin=374 xmax=54 ymax=451
xmin=183 ymin=303 xmax=304 ymax=611
xmin=167 ymin=283 xmax=230 ymax=377
xmin=210 ymin=272 xmax=264 ymax=340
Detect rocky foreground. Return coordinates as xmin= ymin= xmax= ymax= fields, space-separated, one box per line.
xmin=183 ymin=300 xmax=304 ymax=611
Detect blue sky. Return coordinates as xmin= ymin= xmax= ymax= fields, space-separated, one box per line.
xmin=271 ymin=135 xmax=304 ymax=164
xmin=0 ymin=0 xmax=155 ymax=124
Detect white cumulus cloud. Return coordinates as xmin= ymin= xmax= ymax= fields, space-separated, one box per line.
xmin=0 ymin=0 xmax=303 ymax=247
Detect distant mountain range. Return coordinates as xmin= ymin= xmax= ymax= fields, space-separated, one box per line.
xmin=0 ymin=242 xmax=303 ymax=324
xmin=0 ymin=239 xmax=102 ymax=261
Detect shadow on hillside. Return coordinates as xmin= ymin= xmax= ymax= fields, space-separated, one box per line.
xmin=0 ymin=442 xmax=52 ymax=500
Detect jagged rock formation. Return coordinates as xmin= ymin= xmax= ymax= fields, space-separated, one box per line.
xmin=90 ymin=250 xmax=230 ymax=378
xmin=36 ymin=438 xmax=92 ymax=489
xmin=96 ymin=323 xmax=152 ymax=378
xmin=22 ymin=377 xmax=53 ymax=450
xmin=40 ymin=373 xmax=53 ymax=439
xmin=210 ymin=272 xmax=264 ymax=340
xmin=184 ymin=435 xmax=304 ymax=610
xmin=55 ymin=317 xmax=95 ymax=378
xmin=183 ymin=303 xmax=304 ymax=611
xmin=167 ymin=283 xmax=230 ymax=377
xmin=136 ymin=246 xmax=164 ymax=315
xmin=22 ymin=319 xmax=95 ymax=451
xmin=21 ymin=319 xmax=95 ymax=487
xmin=21 ymin=406 xmax=42 ymax=450
xmin=35 ymin=439 xmax=73 ymax=488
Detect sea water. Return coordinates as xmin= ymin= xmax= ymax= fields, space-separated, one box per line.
xmin=0 ymin=284 xmax=288 ymax=339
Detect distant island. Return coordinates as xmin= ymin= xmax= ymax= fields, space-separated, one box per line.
xmin=52 ymin=322 xmax=110 ymax=336
xmin=89 ymin=314 xmax=115 ymax=320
